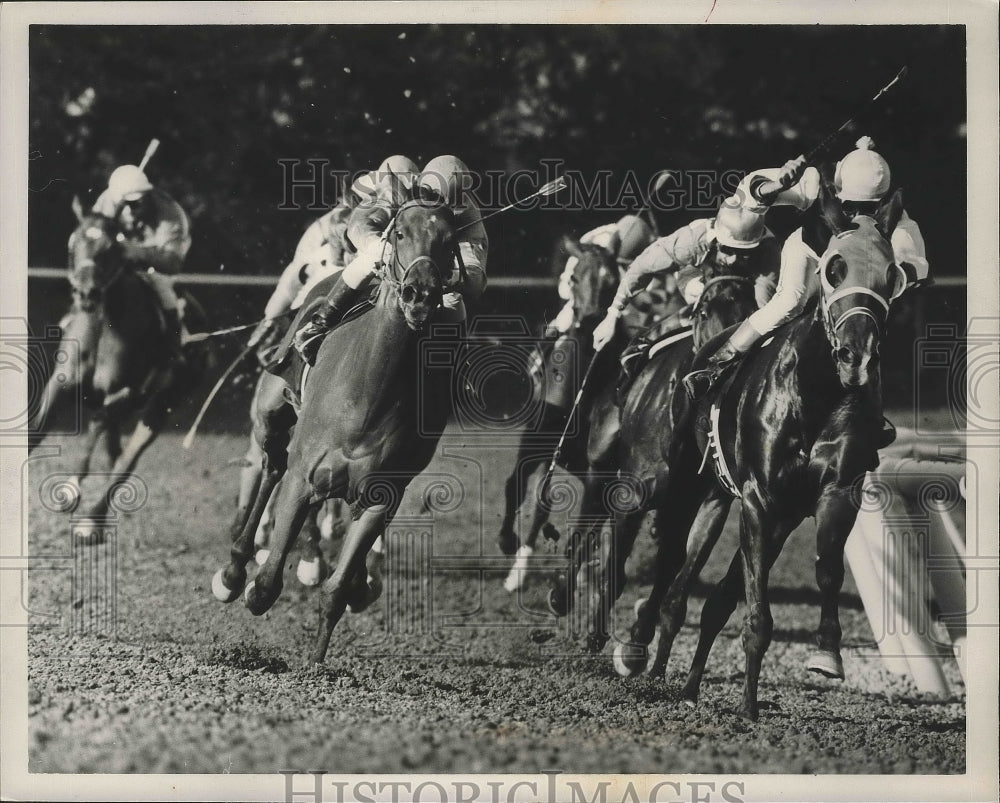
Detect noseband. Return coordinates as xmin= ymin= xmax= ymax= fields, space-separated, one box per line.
xmin=375 ymin=200 xmax=465 ymax=299
xmin=817 ymin=220 xmax=899 ymax=351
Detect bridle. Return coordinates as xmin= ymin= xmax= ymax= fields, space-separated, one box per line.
xmin=690 ymin=273 xmax=755 ymax=318
xmin=375 ymin=199 xmax=466 ymax=302
xmin=817 ymin=218 xmax=903 ymax=351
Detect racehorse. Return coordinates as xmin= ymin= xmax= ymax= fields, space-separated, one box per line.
xmin=233 ymin=367 xmax=346 ymax=587
xmin=616 ymin=185 xmax=905 ymax=721
xmin=211 ymin=195 xmax=462 ymax=663
xmin=549 ymin=262 xmax=760 ymax=650
xmin=29 ymin=200 xmax=206 ymax=535
xmin=497 ymin=236 xmax=679 ymax=591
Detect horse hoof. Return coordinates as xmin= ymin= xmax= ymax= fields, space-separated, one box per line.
xmin=503 ymin=545 xmax=534 ymax=593
xmin=243 ymin=580 xmax=280 ymax=616
xmin=806 ymin=649 xmax=845 ymax=680
xmin=547 ymin=586 xmax=568 ymax=617
xmin=613 ymin=643 xmax=646 ymax=677
xmin=211 ymin=568 xmax=241 ymax=603
xmin=296 ymin=557 xmax=323 ymax=587
xmin=681 ymin=696 xmax=697 ymax=709
xmin=497 ymin=528 xmax=518 ymax=556
xmin=72 ymin=519 xmax=106 ymax=545
xmin=254 ymin=548 xmax=270 ymax=565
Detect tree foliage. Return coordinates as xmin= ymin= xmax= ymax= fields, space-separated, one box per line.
xmin=29 ymin=24 xmax=965 ymax=277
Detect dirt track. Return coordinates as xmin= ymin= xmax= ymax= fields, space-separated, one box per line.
xmin=27 ymin=429 xmax=965 ymax=775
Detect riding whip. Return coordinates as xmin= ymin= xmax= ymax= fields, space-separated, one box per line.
xmin=804 ymin=66 xmax=908 ymax=162
xmin=138 ymin=138 xmax=160 ymax=171
xmin=182 ymin=342 xmax=255 ymax=449
xmin=537 ymin=349 xmax=602 ymax=505
xmin=457 ymin=176 xmax=568 ymax=232
xmin=182 ymin=309 xmax=295 ymax=344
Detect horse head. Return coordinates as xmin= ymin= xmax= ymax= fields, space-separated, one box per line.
xmin=562 ymin=236 xmax=619 ymax=326
xmin=817 ymin=187 xmax=905 ymax=388
xmin=67 ymin=198 xmax=124 ymax=314
xmin=691 ymin=261 xmax=759 ymax=348
xmin=383 ymin=198 xmax=459 ymax=331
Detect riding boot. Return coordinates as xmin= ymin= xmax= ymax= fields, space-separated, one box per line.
xmin=682 ymin=320 xmax=761 ymax=401
xmin=292 ymin=275 xmax=358 ymax=365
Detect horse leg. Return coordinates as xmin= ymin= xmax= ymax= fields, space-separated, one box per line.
xmin=72 ymin=414 xmax=158 ymax=543
xmin=614 ymin=487 xmax=731 ymax=677
xmin=294 ymin=503 xmax=327 ymax=587
xmin=234 ymin=436 xmax=264 ymax=544
xmin=103 ymin=415 xmax=122 ymax=467
xmin=244 ymin=471 xmax=312 ymax=615
xmin=547 ymin=469 xmax=608 ymax=617
xmin=649 ymin=489 xmax=732 ymax=675
xmin=27 ymin=369 xmax=72 ymax=454
xmin=312 ymin=504 xmax=389 ymax=663
xmin=586 ymin=506 xmax=644 ymax=653
xmin=498 ymin=402 xmax=567 ymax=556
xmin=807 ymin=487 xmax=860 ymax=680
xmin=680 ymin=551 xmax=744 ymax=706
xmin=214 ymin=381 xmax=296 ymax=602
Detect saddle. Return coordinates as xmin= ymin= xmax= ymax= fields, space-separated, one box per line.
xmin=265 ymin=296 xmax=375 ymax=408
xmin=616 ymin=311 xmax=694 ymax=403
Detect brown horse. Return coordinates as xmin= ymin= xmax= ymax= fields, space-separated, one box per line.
xmin=29 ymin=202 xmax=205 ymax=537
xmin=617 ymin=187 xmax=905 ymax=720
xmin=549 ymin=262 xmax=761 ymax=648
xmin=498 ymin=236 xmax=679 ymax=591
xmin=211 ymin=196 xmax=463 ymax=663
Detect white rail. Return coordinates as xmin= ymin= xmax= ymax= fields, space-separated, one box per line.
xmin=26 ymin=267 xmax=557 ymax=288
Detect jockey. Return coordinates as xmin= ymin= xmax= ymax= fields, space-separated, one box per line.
xmin=289 ymin=154 xmax=487 ymax=364
xmin=549 ymin=214 xmax=657 ymax=335
xmin=245 ymin=158 xmax=418 ymax=352
xmin=592 ymin=156 xmax=813 ymax=354
xmin=92 ymin=164 xmax=192 ymax=363
xmin=682 ymin=137 xmax=929 ymax=401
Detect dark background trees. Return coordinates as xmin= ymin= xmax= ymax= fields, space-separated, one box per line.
xmin=29 ymin=24 xmax=965 ymax=279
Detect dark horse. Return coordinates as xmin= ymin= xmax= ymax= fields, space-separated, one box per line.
xmin=550 ymin=262 xmax=761 ymax=649
xmin=497 ymin=236 xmax=679 ymax=592
xmin=616 ymin=187 xmax=905 ymax=720
xmin=29 ymin=201 xmax=205 ymax=535
xmin=211 ymin=196 xmax=461 ymax=663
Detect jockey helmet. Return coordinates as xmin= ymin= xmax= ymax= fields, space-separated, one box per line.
xmin=419 ymin=155 xmax=474 ymax=209
xmin=614 ymin=215 xmax=654 ymax=261
xmin=714 ymin=201 xmax=765 ymax=249
xmin=377 ymin=154 xmax=419 ymax=189
xmin=108 ymin=165 xmax=153 ymax=203
xmin=835 ymin=136 xmax=891 ymax=202
xmin=351 ymin=170 xmax=379 ymax=201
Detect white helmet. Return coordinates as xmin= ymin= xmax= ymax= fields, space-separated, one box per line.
xmin=714 ymin=202 xmax=765 ymax=249
xmin=108 ymin=164 xmax=153 ymax=203
xmin=377 ymin=154 xmax=419 ymax=188
xmin=419 ymin=154 xmax=474 ymax=208
xmin=835 ymin=136 xmax=891 ymax=202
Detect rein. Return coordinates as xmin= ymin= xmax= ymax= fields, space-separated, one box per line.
xmin=691 ymin=273 xmax=754 ymax=315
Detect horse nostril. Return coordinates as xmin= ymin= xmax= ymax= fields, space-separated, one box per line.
xmin=401 ymin=286 xmax=418 ymax=305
